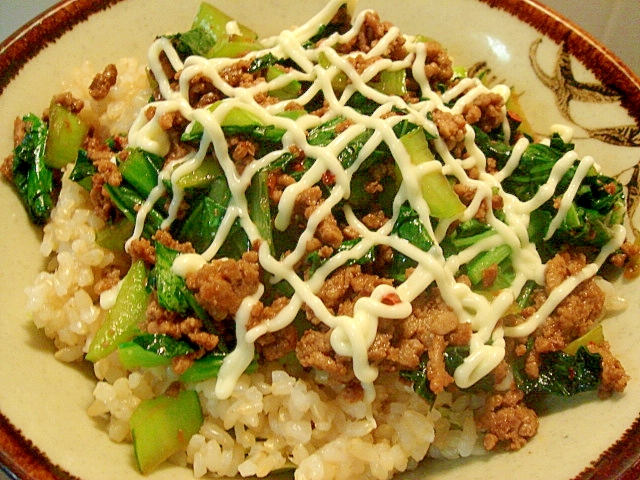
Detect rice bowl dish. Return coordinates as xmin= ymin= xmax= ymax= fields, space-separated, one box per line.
xmin=1 ymin=1 xmax=640 ymax=479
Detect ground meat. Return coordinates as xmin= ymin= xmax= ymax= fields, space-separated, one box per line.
xmin=85 ymin=135 xmax=122 ymax=221
xmin=367 ymin=326 xmax=425 ymax=371
xmin=609 ymin=241 xmax=640 ymax=279
xmin=51 ymin=92 xmax=84 ymax=114
xmin=188 ymin=73 xmax=224 ymax=108
xmin=462 ymin=92 xmax=505 ymax=133
xmin=92 ymin=265 xmax=122 ymax=296
xmin=424 ymin=334 xmax=453 ymax=393
xmin=158 ymin=110 xmax=188 ymax=132
xmin=311 ymin=265 xmax=392 ymax=317
xmin=228 ymin=136 xmax=257 ymax=174
xmin=398 ymin=288 xmax=462 ymax=392
xmin=453 ymin=177 xmax=504 ymax=223
xmin=255 ymin=325 xmax=298 ymax=362
xmin=423 ymin=41 xmax=454 ymax=89
xmin=336 ymin=11 xmax=406 ymax=61
xmin=89 ymin=64 xmax=118 ymax=100
xmin=478 ymin=388 xmax=539 ymax=451
xmin=145 ymin=296 xmax=219 ymax=363
xmin=361 ymin=209 xmax=388 ymax=230
xmin=404 ymin=288 xmax=459 ymax=338
xmin=128 ymin=237 xmax=156 ymax=265
xmin=294 ymin=186 xmax=324 ymax=219
xmin=296 ymin=328 xmax=352 ymax=380
xmin=316 ymin=214 xmax=344 ymax=249
xmin=267 ymin=170 xmax=296 ymax=204
xmin=534 ymin=251 xmax=605 ymax=353
xmin=219 ymin=59 xmax=265 ymax=90
xmin=432 ymin=108 xmax=467 ymax=152
xmin=586 ymin=341 xmax=629 ymax=397
xmin=0 ymin=117 xmax=26 ymax=180
xmin=154 ymin=229 xmax=195 ymax=254
xmin=150 ymin=52 xmax=179 ymax=100
xmin=348 ymin=54 xmax=383 ymax=75
xmin=186 ymin=251 xmax=261 ymax=321
xmin=12 ymin=115 xmax=27 ymax=146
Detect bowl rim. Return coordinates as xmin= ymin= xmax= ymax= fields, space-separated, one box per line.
xmin=1 ymin=0 xmax=639 ymax=479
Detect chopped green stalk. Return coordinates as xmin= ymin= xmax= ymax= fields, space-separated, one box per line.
xmin=130 ymin=390 xmax=203 ymax=475
xmin=86 ymin=260 xmax=149 ymax=362
xmin=218 ymin=102 xmax=263 ymax=126
xmin=120 ymin=148 xmax=163 ymax=197
xmin=516 ymin=279 xmax=538 ymax=309
xmin=318 ymin=52 xmax=348 ymax=93
xmin=180 ymin=352 xmax=225 ymax=383
xmin=208 ymin=40 xmax=262 ymax=58
xmin=266 ymin=66 xmax=302 ymax=100
xmin=276 ymin=109 xmax=307 ymax=120
xmin=96 ymin=218 xmax=134 ymax=252
xmin=191 ymin=2 xmax=260 ymax=58
xmin=180 ymin=352 xmax=257 ymax=383
xmin=118 ymin=342 xmax=172 ymax=369
xmin=118 ymin=333 xmax=195 ymax=369
xmin=182 ymin=100 xmax=285 ymax=143
xmin=466 ymin=244 xmax=512 ymax=286
xmin=11 ymin=113 xmax=54 ymax=225
xmin=248 ymin=167 xmax=274 ymax=254
xmin=370 ymin=69 xmax=407 ymax=96
xmin=44 ymin=101 xmax=89 ymax=169
xmin=191 ymin=2 xmax=258 ymax=42
xmin=399 ymin=128 xmax=465 ymax=219
xmin=563 ymin=324 xmax=604 ymax=355
xmin=175 ymin=155 xmax=224 ymax=190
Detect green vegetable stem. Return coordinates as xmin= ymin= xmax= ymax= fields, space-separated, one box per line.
xmin=86 ymin=259 xmax=149 ymax=362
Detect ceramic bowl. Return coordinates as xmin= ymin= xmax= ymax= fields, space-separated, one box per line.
xmin=1 ymin=1 xmax=639 ymax=479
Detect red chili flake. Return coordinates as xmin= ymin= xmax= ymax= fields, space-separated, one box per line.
xmin=267 ymin=171 xmax=276 ymax=189
xmin=507 ymin=110 xmax=522 ymax=124
xmin=322 ymin=170 xmax=336 ymax=185
xmin=292 ymin=159 xmax=305 ymax=172
xmin=381 ymin=293 xmax=402 ymax=305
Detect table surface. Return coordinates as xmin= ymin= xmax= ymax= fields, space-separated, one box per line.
xmin=0 ymin=1 xmax=638 ymax=479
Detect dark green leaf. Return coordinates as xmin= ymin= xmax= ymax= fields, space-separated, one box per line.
xmin=11 ymin=113 xmax=54 ymax=225
xmin=514 ymin=345 xmax=603 ymax=396
xmin=69 ymin=149 xmax=97 ymax=190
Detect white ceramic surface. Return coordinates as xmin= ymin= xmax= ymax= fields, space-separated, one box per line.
xmin=2 ymin=0 xmax=639 ymax=76
xmin=1 ymin=1 xmax=639 ymax=479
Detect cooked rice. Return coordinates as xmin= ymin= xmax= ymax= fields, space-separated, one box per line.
xmin=25 ymin=57 xmax=487 ymax=479
xmin=61 ymin=57 xmax=151 ymax=138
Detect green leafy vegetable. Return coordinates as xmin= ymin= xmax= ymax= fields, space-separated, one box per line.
xmin=104 ymin=183 xmax=164 ymax=238
xmin=513 ymin=345 xmax=603 ymax=396
xmin=118 ymin=333 xmax=195 ymax=369
xmin=68 ymin=149 xmax=96 ymax=190
xmin=154 ymin=241 xmax=208 ymax=318
xmin=10 ymin=113 xmax=54 ymax=225
xmin=388 ymin=203 xmax=434 ymax=281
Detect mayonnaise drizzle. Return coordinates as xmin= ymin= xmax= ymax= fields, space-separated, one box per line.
xmin=125 ymin=0 xmax=626 ymax=402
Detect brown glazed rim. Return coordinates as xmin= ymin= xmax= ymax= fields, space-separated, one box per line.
xmin=1 ymin=0 xmax=639 ymax=478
